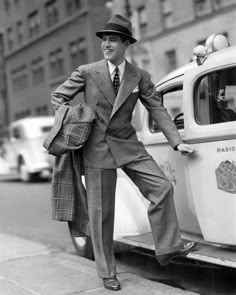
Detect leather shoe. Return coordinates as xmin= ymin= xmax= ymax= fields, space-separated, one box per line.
xmin=157 ymin=241 xmax=196 ymax=266
xmin=103 ymin=276 xmax=121 ymax=291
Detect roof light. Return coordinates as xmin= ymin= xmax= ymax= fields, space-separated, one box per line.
xmin=193 ymin=45 xmax=207 ymax=65
xmin=205 ymin=34 xmax=229 ymax=54
xmin=192 ymin=34 xmax=230 ymax=66
xmin=193 ymin=45 xmax=207 ymax=57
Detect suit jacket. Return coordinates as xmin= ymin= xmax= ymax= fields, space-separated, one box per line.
xmin=51 ymin=59 xmax=182 ymax=169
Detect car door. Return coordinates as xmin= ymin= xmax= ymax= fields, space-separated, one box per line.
xmin=142 ymin=79 xmax=201 ymax=235
xmin=184 ymin=59 xmax=236 ymax=245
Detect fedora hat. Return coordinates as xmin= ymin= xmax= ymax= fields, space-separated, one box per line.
xmin=96 ymin=14 xmax=137 ymax=44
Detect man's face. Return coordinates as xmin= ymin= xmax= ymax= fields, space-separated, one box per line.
xmin=101 ymin=34 xmax=129 ymax=66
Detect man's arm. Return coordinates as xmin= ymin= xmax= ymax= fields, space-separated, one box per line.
xmin=51 ymin=68 xmax=85 ymax=111
xmin=139 ymin=71 xmax=195 ymax=155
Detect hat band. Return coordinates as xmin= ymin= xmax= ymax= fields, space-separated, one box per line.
xmin=105 ymin=22 xmax=132 ymax=37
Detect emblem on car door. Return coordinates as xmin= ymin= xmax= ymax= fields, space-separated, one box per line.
xmin=215 ymin=160 xmax=236 ymax=193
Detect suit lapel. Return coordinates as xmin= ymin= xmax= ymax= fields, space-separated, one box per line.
xmin=110 ymin=61 xmax=139 ymax=118
xmin=90 ymin=59 xmax=116 ymax=106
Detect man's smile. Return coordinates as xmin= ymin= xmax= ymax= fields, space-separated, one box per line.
xmin=104 ymin=49 xmax=113 ymax=53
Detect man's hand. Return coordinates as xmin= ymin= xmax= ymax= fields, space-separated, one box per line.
xmin=176 ymin=143 xmax=196 ymax=156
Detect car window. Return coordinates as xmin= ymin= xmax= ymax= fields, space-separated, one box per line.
xmin=194 ymin=66 xmax=236 ymax=125
xmin=149 ymin=86 xmax=184 ymax=133
xmin=12 ymin=126 xmax=24 ymax=139
xmin=41 ymin=125 xmax=53 ymax=133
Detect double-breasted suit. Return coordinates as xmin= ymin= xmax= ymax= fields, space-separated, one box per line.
xmin=52 ymin=59 xmax=181 ymax=167
xmin=51 ymin=59 xmax=185 ymax=278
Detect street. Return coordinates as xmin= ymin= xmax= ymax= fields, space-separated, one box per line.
xmin=0 ymin=179 xmax=236 ymax=294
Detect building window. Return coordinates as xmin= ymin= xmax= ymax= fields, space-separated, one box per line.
xmin=194 ymin=0 xmax=209 ymax=16
xmin=160 ymin=0 xmax=173 ymax=28
xmin=137 ymin=6 xmax=147 ymax=37
xmin=4 ymin=0 xmax=10 ymax=12
xmin=14 ymin=0 xmax=20 ymax=8
xmin=31 ymin=57 xmax=45 ymax=85
xmin=166 ymin=49 xmax=177 ymax=73
xmin=214 ymin=0 xmax=222 ymax=8
xmin=16 ymin=20 xmax=24 ymax=44
xmin=65 ymin=0 xmax=81 ymax=16
xmin=6 ymin=27 xmax=14 ymax=50
xmin=28 ymin=11 xmax=40 ymax=39
xmin=45 ymin=0 xmax=59 ymax=27
xmin=11 ymin=65 xmax=29 ymax=92
xmin=69 ymin=38 xmax=87 ymax=69
xmin=15 ymin=110 xmax=31 ymax=121
xmin=49 ymin=48 xmax=64 ymax=78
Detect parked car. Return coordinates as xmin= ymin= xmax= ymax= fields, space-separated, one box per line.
xmin=2 ymin=116 xmax=55 ymax=182
xmin=71 ymin=34 xmax=236 ymax=268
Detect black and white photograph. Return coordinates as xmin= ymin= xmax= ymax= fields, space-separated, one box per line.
xmin=0 ymin=0 xmax=236 ymax=294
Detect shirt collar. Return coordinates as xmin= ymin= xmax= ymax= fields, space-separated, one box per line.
xmin=107 ymin=60 xmax=126 ymax=80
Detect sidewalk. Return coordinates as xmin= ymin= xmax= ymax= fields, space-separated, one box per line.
xmin=0 ymin=234 xmax=198 ymax=295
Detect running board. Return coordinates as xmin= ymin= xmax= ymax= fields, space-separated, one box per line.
xmin=115 ymin=232 xmax=236 ymax=268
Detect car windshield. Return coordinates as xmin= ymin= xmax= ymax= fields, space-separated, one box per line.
xmin=41 ymin=125 xmax=53 ymax=133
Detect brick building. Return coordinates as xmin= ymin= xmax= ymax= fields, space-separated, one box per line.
xmin=0 ymin=0 xmax=109 ymax=135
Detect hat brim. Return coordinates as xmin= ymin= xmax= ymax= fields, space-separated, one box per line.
xmin=96 ymin=30 xmax=137 ymax=44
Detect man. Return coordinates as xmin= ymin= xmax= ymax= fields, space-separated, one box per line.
xmin=51 ymin=14 xmax=196 ymax=291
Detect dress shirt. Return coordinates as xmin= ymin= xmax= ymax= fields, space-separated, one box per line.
xmin=107 ymin=60 xmax=126 ymax=83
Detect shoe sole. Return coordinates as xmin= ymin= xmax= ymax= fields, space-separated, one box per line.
xmin=159 ymin=242 xmax=196 ymax=266
xmin=104 ymin=286 xmax=121 ymax=291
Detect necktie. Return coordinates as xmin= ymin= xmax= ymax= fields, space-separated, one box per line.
xmin=112 ymin=67 xmax=120 ymax=94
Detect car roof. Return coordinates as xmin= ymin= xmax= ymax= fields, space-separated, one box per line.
xmin=156 ymin=44 xmax=236 ymax=88
xmin=10 ymin=116 xmax=55 ymax=128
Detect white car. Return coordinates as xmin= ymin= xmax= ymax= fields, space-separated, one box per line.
xmin=2 ymin=116 xmax=55 ymax=182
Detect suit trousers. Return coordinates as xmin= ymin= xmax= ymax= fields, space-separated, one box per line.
xmin=84 ymin=156 xmax=184 ymax=278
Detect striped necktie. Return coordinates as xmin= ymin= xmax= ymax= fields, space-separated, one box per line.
xmin=112 ymin=67 xmax=120 ymax=94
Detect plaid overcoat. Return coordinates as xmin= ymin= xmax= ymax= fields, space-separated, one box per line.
xmin=44 ymin=103 xmax=95 ymax=237
xmin=52 ymin=151 xmax=90 ymax=237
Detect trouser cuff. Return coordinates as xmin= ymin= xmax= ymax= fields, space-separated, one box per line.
xmin=155 ymin=243 xmax=184 ymax=256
